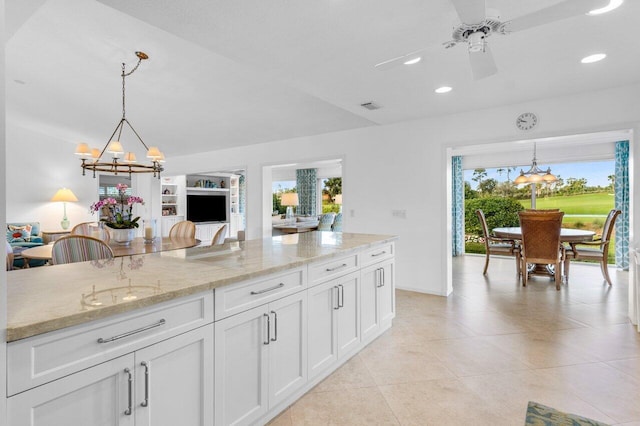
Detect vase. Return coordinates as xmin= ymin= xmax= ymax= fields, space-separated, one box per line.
xmin=109 ymin=228 xmax=136 ymax=245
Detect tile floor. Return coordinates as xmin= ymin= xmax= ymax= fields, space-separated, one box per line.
xmin=268 ymin=255 xmax=640 ymax=426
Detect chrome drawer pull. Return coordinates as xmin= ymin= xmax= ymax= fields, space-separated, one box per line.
xmin=371 ymin=251 xmax=387 ymax=257
xmin=251 ymin=283 xmax=285 ymax=295
xmin=97 ymin=319 xmax=166 ymax=344
xmin=333 ymin=286 xmax=340 ymax=310
xmin=264 ymin=313 xmax=271 ymax=345
xmin=338 ymin=284 xmax=344 ymax=308
xmin=124 ymin=368 xmax=133 ymax=415
xmin=140 ymin=361 xmax=150 ymax=407
xmin=326 ymin=263 xmax=347 ymax=272
xmin=271 ymin=310 xmax=278 ymax=342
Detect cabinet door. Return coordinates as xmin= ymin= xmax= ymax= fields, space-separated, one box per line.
xmin=215 ymin=306 xmax=269 ymax=426
xmin=135 ymin=324 xmax=214 ymax=426
xmin=378 ymin=260 xmax=396 ymax=327
xmin=336 ymin=272 xmax=361 ymax=358
xmin=307 ymin=280 xmax=338 ymax=380
xmin=360 ymin=264 xmax=380 ymax=343
xmin=8 ymin=354 xmax=135 ymax=426
xmin=268 ymin=291 xmax=307 ymax=408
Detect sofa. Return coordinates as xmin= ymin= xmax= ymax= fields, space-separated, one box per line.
xmin=6 ymin=222 xmax=45 ymax=268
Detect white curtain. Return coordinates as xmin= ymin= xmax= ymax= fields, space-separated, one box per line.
xmin=632 ymin=249 xmax=639 ymax=332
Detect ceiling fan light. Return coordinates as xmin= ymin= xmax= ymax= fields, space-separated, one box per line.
xmin=581 ymin=53 xmax=606 ymax=64
xmin=467 ymin=31 xmax=486 ymax=53
xmin=403 ymin=57 xmax=421 ymax=65
xmin=435 ymin=86 xmax=452 ymax=94
xmin=588 ymin=0 xmax=623 ymax=15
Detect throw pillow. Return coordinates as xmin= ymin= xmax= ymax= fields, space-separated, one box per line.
xmin=8 ymin=225 xmax=32 ymax=242
xmin=7 ymin=229 xmax=29 ymax=243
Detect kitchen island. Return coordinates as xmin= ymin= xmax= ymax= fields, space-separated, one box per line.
xmin=6 ymin=232 xmax=396 ymax=426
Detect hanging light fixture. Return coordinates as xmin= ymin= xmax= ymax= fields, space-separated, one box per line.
xmin=75 ymin=51 xmax=164 ymax=178
xmin=514 ymin=142 xmax=557 ymax=185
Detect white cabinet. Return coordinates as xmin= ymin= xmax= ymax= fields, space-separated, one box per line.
xmin=361 ymin=259 xmax=395 ymax=344
xmin=134 ymin=324 xmax=214 ymax=426
xmin=161 ymin=182 xmax=179 ymax=217
xmin=215 ymin=291 xmax=307 ymax=426
xmin=160 ymin=215 xmax=184 ymax=237
xmin=8 ymin=354 xmax=135 ymax=426
xmin=195 ymin=223 xmax=225 ymax=245
xmin=307 ymin=270 xmax=360 ymax=380
xmin=8 ymin=324 xmax=213 ymax=426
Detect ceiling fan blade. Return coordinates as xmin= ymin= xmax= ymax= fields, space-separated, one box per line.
xmin=469 ymin=46 xmax=497 ymax=80
xmin=374 ymin=48 xmax=429 ymax=70
xmin=450 ymin=0 xmax=486 ymax=24
xmin=503 ymin=0 xmax=609 ymax=33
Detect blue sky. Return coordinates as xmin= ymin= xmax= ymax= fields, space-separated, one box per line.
xmin=464 ymin=160 xmax=614 ymax=190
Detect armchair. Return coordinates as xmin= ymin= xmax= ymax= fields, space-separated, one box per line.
xmin=6 ymin=222 xmax=45 ymax=268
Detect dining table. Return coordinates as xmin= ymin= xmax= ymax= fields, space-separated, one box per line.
xmin=19 ymin=237 xmax=201 ymax=267
xmin=492 ymin=227 xmax=595 ymax=243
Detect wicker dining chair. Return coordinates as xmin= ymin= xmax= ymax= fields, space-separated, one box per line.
xmin=169 ymin=220 xmax=196 ymax=239
xmin=71 ymin=222 xmax=111 ymax=243
xmin=518 ymin=210 xmax=564 ymax=290
xmin=51 ymin=235 xmax=114 ymax=265
xmin=475 ymin=209 xmax=521 ymax=276
xmin=565 ymin=209 xmax=621 ymax=286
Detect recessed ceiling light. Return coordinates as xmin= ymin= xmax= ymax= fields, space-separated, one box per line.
xmin=588 ymin=0 xmax=623 ymax=15
xmin=403 ymin=57 xmax=421 ymax=65
xmin=581 ymin=53 xmax=607 ymax=64
xmin=435 ymin=86 xmax=452 ymax=94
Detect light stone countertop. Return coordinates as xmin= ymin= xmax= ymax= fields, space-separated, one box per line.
xmin=7 ymin=232 xmax=396 ymax=342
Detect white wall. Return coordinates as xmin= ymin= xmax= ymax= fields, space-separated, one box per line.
xmin=5 ymin=123 xmax=160 ymax=234
xmin=162 ymin=83 xmax=640 ymax=296
xmin=5 ymin=83 xmax=639 ymax=295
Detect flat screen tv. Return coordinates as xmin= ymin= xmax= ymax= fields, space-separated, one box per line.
xmin=187 ymin=194 xmax=227 ymax=223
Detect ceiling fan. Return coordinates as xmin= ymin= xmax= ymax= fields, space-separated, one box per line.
xmin=374 ymin=0 xmax=613 ymax=80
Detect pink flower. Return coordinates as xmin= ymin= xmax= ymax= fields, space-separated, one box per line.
xmin=116 ymin=183 xmax=128 ymax=191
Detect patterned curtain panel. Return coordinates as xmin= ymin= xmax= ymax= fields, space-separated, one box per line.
xmin=238 ymin=174 xmax=246 ymax=214
xmin=296 ymin=168 xmax=317 ymax=216
xmin=614 ymin=141 xmax=630 ymax=269
xmin=452 ymin=156 xmax=464 ymax=256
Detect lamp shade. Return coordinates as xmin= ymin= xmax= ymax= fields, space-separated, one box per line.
xmin=51 ymin=188 xmax=78 ymax=202
xmin=334 ymin=194 xmax=342 ymax=205
xmin=74 ymin=142 xmax=91 ymax=156
xmin=281 ymin=193 xmax=299 ymax=206
xmin=107 ymin=141 xmax=124 ymax=155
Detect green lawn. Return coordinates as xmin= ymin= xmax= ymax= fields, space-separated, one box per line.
xmin=519 ymin=192 xmax=614 ymax=214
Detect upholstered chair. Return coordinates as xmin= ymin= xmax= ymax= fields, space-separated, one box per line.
xmin=71 ymin=222 xmax=111 ymax=243
xmin=211 ymin=224 xmax=228 ymax=245
xmin=169 ymin=220 xmax=196 ymax=239
xmin=317 ymin=213 xmax=336 ymax=231
xmin=51 ymin=235 xmax=114 ymax=265
xmin=332 ymin=213 xmax=343 ymax=232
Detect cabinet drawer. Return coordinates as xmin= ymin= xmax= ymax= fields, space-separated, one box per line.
xmin=360 ymin=243 xmax=394 ymax=267
xmin=7 ymin=291 xmax=213 ymax=396
xmin=214 ymin=267 xmax=306 ymax=321
xmin=308 ymin=253 xmax=359 ymax=286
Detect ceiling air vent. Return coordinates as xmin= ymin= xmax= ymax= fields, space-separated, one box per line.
xmin=360 ymin=101 xmax=381 ymax=110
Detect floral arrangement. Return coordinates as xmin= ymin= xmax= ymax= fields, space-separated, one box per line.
xmin=90 ymin=183 xmax=144 ymax=229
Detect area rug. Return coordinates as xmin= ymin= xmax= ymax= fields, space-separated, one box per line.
xmin=525 ymin=401 xmax=610 ymax=426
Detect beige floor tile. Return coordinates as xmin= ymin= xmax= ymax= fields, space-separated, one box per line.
xmin=607 ymin=357 xmax=640 ymax=381
xmin=310 ymin=355 xmax=376 ymax=393
xmin=379 ymin=379 xmax=515 ymax=425
xmin=460 ymin=370 xmax=615 ymax=425
xmin=289 ymin=387 xmax=399 ymax=425
xmin=360 ymin=342 xmax=456 ymax=385
xmin=546 ymin=324 xmax=640 ymax=362
xmin=426 ymin=336 xmax=532 ymax=376
xmin=536 ymin=363 xmax=640 ymax=423
xmin=482 ymin=332 xmax=596 ymax=368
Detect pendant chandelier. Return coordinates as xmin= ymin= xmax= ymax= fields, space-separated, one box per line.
xmin=75 ymin=51 xmax=165 ymax=178
xmin=514 ymin=142 xmax=557 ymax=185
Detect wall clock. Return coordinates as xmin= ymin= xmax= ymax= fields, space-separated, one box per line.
xmin=516 ymin=112 xmax=538 ymax=131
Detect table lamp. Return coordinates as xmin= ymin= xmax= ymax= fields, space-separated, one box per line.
xmin=51 ymin=188 xmax=78 ymax=230
xmin=281 ymin=193 xmax=299 ymax=225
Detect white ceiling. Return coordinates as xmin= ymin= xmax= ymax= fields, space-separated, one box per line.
xmin=6 ymin=0 xmax=640 ymax=158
